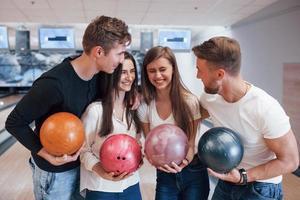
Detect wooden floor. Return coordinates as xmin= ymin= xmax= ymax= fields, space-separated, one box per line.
xmin=0 ymin=142 xmax=299 ymax=200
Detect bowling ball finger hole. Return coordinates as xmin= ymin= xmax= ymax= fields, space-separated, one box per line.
xmin=122 ymin=157 xmax=126 ymax=160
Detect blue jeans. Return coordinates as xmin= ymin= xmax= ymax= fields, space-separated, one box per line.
xmin=155 ymin=155 xmax=210 ymax=200
xmin=85 ymin=183 xmax=142 ymax=200
xmin=29 ymin=157 xmax=83 ymax=200
xmin=212 ymin=180 xmax=283 ymax=200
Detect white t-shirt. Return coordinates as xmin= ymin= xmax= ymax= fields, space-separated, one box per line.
xmin=200 ymin=84 xmax=291 ymax=184
xmin=138 ymin=93 xmax=201 ymax=152
xmin=80 ymin=102 xmax=140 ymax=194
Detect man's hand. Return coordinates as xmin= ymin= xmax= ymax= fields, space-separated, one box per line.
xmin=208 ymin=168 xmax=241 ymax=183
xmin=37 ymin=143 xmax=85 ymax=166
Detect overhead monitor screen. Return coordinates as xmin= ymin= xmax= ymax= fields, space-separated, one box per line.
xmin=158 ymin=29 xmax=191 ymax=52
xmin=0 ymin=26 xmax=9 ymax=49
xmin=39 ymin=27 xmax=75 ymax=50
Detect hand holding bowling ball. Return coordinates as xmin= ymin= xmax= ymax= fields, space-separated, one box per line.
xmin=99 ymin=134 xmax=142 ymax=175
xmin=40 ymin=112 xmax=85 ymax=156
xmin=92 ymin=162 xmax=133 ymax=181
xmin=144 ymin=124 xmax=189 ymax=168
xmin=197 ymin=127 xmax=244 ymax=173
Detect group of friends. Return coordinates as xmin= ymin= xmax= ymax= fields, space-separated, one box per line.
xmin=5 ymin=15 xmax=299 ymax=200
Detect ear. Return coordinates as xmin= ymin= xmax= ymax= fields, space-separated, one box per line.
xmin=215 ymin=68 xmax=225 ymax=80
xmin=92 ymin=46 xmax=104 ymax=58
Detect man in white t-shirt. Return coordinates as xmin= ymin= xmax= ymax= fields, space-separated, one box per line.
xmin=192 ymin=36 xmax=299 ymax=200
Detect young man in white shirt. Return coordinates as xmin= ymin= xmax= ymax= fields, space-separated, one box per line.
xmin=192 ymin=36 xmax=299 ymax=200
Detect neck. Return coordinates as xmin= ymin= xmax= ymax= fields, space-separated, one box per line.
xmin=219 ymin=75 xmax=248 ymax=103
xmin=156 ymin=88 xmax=171 ymax=102
xmin=113 ymin=90 xmax=126 ymax=121
xmin=114 ymin=90 xmax=126 ymax=107
xmin=71 ymin=53 xmax=98 ymax=81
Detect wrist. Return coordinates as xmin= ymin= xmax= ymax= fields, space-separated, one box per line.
xmin=237 ymin=168 xmax=248 ymax=185
xmin=184 ymin=157 xmax=190 ymax=164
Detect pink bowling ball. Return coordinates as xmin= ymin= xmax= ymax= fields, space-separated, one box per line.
xmin=144 ymin=124 xmax=188 ymax=168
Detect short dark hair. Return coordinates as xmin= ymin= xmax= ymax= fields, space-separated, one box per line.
xmin=82 ymin=15 xmax=131 ymax=54
xmin=192 ymin=36 xmax=241 ymax=75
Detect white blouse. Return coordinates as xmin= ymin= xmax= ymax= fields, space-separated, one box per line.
xmin=80 ymin=101 xmax=140 ymax=194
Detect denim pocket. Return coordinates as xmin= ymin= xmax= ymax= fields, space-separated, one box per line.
xmin=251 ymin=182 xmax=280 ymax=200
xmin=40 ymin=171 xmax=56 ymax=194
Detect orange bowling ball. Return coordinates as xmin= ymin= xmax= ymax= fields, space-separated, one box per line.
xmin=40 ymin=112 xmax=84 ymax=156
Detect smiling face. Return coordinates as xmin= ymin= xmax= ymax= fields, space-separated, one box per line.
xmin=196 ymin=58 xmax=221 ymax=94
xmin=146 ymin=57 xmax=173 ymax=91
xmin=96 ymin=43 xmax=127 ymax=74
xmin=118 ymin=58 xmax=136 ymax=92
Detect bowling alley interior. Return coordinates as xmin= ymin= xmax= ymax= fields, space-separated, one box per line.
xmin=0 ymin=0 xmax=300 ymax=199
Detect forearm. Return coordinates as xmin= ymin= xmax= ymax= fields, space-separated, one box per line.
xmin=247 ymin=130 xmax=300 ymax=182
xmin=186 ymin=145 xmax=195 ymax=163
xmin=5 ymin=78 xmax=63 ymax=154
xmin=186 ymin=119 xmax=198 ymax=162
xmin=5 ymin=109 xmax=42 ymax=153
xmin=80 ymin=149 xmax=100 ymax=172
xmin=247 ymin=157 xmax=298 ymax=182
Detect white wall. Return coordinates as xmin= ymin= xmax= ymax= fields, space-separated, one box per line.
xmin=175 ymin=52 xmax=203 ymax=96
xmin=175 ymin=26 xmax=232 ymax=96
xmin=231 ymin=1 xmax=300 ymax=102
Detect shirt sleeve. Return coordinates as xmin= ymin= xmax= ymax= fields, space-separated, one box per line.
xmin=5 ymin=78 xmax=63 ymax=154
xmin=186 ymin=94 xmax=201 ymax=120
xmin=260 ymin=99 xmax=291 ymax=139
xmin=80 ymin=103 xmax=102 ymax=171
xmin=137 ymin=101 xmax=149 ymax=123
xmin=199 ymin=92 xmax=208 ymax=110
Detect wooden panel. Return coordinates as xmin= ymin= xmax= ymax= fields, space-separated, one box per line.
xmin=282 ymin=173 xmax=300 ymax=200
xmin=283 ymin=63 xmax=300 ymax=159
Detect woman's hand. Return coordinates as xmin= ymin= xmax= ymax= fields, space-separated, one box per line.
xmin=92 ymin=162 xmax=133 ymax=181
xmin=158 ymin=158 xmax=189 ymax=173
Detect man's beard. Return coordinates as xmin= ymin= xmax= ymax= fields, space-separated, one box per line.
xmin=204 ymin=85 xmax=219 ymax=94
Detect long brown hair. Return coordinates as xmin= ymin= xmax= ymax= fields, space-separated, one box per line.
xmin=141 ymin=46 xmax=196 ymax=138
xmin=100 ymin=52 xmax=141 ymax=137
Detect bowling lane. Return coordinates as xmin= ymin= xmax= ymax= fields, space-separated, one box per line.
xmin=0 ymin=94 xmax=24 ymax=110
xmin=0 ymin=94 xmax=24 ymax=131
xmin=0 ymin=94 xmax=24 ymax=155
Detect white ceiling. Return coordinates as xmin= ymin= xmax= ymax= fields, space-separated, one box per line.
xmin=0 ymin=0 xmax=278 ymax=26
